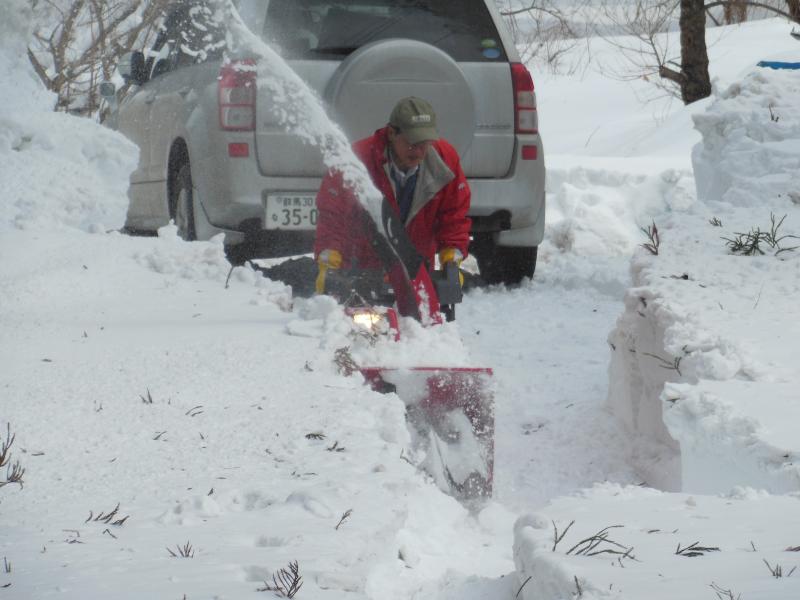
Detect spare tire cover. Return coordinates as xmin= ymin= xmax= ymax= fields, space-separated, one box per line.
xmin=325 ymin=39 xmax=476 ymax=156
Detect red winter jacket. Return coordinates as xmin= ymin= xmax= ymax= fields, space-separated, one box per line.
xmin=314 ymin=127 xmax=471 ymax=270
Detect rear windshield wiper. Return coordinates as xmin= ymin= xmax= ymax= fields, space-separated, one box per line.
xmin=309 ymin=46 xmax=361 ymax=56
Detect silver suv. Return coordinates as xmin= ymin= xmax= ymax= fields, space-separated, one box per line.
xmin=104 ymin=0 xmax=545 ymax=284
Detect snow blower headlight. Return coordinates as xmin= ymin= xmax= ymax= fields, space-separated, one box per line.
xmin=351 ymin=309 xmax=387 ymax=331
xmin=345 ymin=307 xmax=400 ymax=339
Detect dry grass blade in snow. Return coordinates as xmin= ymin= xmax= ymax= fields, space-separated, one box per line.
xmin=0 ymin=424 xmax=25 ymax=489
xmin=763 ymin=559 xmax=797 ymax=578
xmin=140 ymin=388 xmax=154 ymax=404
xmin=675 ymin=541 xmax=721 ymax=557
xmin=723 ymin=213 xmax=800 ymax=256
xmin=1 ymin=462 xmax=25 ymax=489
xmin=257 ymin=560 xmax=303 ymax=597
xmin=0 ymin=424 xmax=15 ymax=468
xmin=552 ymin=519 xmax=575 ymax=551
xmin=335 ymin=509 xmax=353 ymax=530
xmin=565 ymin=525 xmax=636 ymax=561
xmin=640 ymin=221 xmax=660 ymax=255
xmin=167 ymin=542 xmax=195 ymax=558
xmin=709 ymin=582 xmax=741 ymax=600
xmin=333 ymin=347 xmax=359 ymax=376
xmin=86 ymin=503 xmax=129 ymax=526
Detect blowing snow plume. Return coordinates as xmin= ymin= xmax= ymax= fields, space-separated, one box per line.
xmin=213 ymin=0 xmax=384 ymax=224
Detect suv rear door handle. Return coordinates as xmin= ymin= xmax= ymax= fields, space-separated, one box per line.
xmin=178 ymin=87 xmax=190 ymax=97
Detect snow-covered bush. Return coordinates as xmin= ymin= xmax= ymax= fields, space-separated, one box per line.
xmin=0 ymin=0 xmax=138 ymax=234
xmin=26 ymin=0 xmax=169 ymax=115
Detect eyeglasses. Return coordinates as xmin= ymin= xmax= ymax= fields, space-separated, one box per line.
xmin=393 ymin=131 xmax=432 ymax=152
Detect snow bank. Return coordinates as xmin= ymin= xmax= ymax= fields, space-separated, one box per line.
xmin=0 ymin=111 xmax=138 ymax=232
xmin=0 ymin=0 xmax=52 ymax=113
xmin=135 ymin=225 xmax=233 ymax=281
xmin=664 ymin=380 xmax=800 ymax=494
xmin=514 ymin=484 xmax=800 ymax=600
xmin=693 ymin=68 xmax=800 ymax=207
xmin=545 ymin=158 xmax=696 ymax=258
xmin=0 ymin=0 xmax=137 ymax=234
xmin=607 ymin=67 xmax=800 ymax=493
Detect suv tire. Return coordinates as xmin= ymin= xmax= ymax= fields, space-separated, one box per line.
xmin=475 ymin=243 xmax=537 ymax=285
xmin=172 ymin=164 xmax=197 ymax=241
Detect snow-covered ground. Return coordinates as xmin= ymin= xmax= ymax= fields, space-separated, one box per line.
xmin=2 ymin=4 xmax=800 ymax=599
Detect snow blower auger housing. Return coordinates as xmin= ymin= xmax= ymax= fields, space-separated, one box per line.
xmin=332 ymin=197 xmax=495 ymax=500
xmin=362 ymin=367 xmax=494 ymax=499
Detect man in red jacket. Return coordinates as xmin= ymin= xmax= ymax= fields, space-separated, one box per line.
xmin=314 ymin=96 xmax=471 ymax=294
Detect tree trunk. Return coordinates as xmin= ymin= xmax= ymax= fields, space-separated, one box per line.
xmin=788 ymin=0 xmax=800 ymax=22
xmin=723 ymin=0 xmax=748 ymax=23
xmin=679 ymin=0 xmax=712 ymax=104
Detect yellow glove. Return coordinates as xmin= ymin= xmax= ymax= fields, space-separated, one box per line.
xmin=438 ymin=247 xmax=465 ymax=286
xmin=315 ymin=249 xmax=343 ymax=295
xmin=439 ymin=248 xmax=463 ymax=265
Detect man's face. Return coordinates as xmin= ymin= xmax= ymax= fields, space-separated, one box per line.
xmin=388 ymin=128 xmax=432 ymax=171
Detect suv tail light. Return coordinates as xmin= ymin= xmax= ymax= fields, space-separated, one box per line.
xmin=219 ymin=59 xmax=256 ymax=131
xmin=511 ymin=63 xmax=538 ymax=135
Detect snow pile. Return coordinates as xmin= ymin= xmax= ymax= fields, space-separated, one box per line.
xmin=693 ymin=68 xmax=800 ymax=207
xmin=514 ymin=484 xmax=800 ymax=600
xmin=664 ymin=379 xmax=800 ymax=493
xmin=545 ymin=162 xmax=696 ymax=257
xmin=0 ymin=112 xmax=138 ymax=233
xmin=607 ymin=65 xmax=800 ymax=493
xmin=0 ymin=0 xmax=137 ymax=234
xmin=0 ymin=0 xmax=52 ymax=112
xmin=135 ymin=225 xmax=233 ymax=281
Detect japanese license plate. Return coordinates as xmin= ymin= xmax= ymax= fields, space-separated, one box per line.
xmin=265 ymin=193 xmax=318 ymax=230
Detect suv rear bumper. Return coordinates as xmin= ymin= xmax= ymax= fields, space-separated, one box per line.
xmin=468 ymin=136 xmax=546 ymax=247
xmin=191 ymin=143 xmax=322 ymax=251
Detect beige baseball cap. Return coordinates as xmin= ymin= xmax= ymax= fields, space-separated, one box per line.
xmin=389 ymin=97 xmax=439 ymax=144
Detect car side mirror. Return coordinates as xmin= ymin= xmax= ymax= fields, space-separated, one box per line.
xmin=99 ymin=81 xmax=118 ymax=111
xmin=118 ymin=51 xmax=148 ymax=85
xmin=98 ymin=81 xmax=116 ymax=100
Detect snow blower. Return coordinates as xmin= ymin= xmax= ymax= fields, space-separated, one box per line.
xmin=327 ymin=197 xmax=495 ymax=500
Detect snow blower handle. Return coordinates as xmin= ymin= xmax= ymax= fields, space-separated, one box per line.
xmin=362 ymin=197 xmax=443 ymax=322
xmin=432 ymin=261 xmax=463 ymax=322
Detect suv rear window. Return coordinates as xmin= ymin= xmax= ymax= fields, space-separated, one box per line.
xmin=261 ymin=0 xmax=508 ymax=61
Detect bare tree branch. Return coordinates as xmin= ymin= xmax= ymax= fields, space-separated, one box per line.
xmin=659 ymin=64 xmax=687 ymax=85
xmin=705 ymin=0 xmax=796 ymax=18
xmin=27 ymin=0 xmax=169 ymax=114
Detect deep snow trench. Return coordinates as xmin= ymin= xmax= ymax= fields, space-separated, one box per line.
xmin=461 ymin=256 xmax=639 ymax=512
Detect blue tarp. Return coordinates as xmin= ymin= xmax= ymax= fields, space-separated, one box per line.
xmin=757 ymin=61 xmax=800 ymax=70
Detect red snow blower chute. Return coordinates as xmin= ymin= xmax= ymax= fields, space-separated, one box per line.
xmin=327 ymin=197 xmax=495 ymax=501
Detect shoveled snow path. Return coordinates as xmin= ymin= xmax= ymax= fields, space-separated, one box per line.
xmin=460 ymin=257 xmax=639 ymax=513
